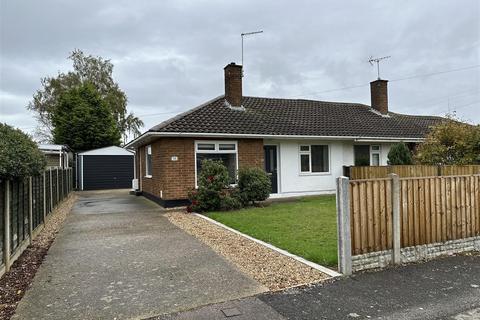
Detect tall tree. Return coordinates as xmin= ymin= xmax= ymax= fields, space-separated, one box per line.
xmin=28 ymin=49 xmax=143 ymax=144
xmin=52 ymin=83 xmax=121 ymax=151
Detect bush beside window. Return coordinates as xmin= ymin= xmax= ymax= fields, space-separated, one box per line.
xmin=189 ymin=159 xmax=237 ymax=212
xmin=188 ymin=160 xmax=271 ymax=213
xmin=237 ymin=167 xmax=271 ymax=205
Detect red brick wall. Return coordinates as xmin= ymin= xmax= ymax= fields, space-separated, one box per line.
xmin=224 ymin=63 xmax=243 ymax=107
xmin=136 ymin=137 xmax=264 ymax=201
xmin=238 ymin=139 xmax=264 ymax=168
xmin=370 ymin=80 xmax=388 ymax=114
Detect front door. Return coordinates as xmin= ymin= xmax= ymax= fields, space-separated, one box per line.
xmin=264 ymin=145 xmax=278 ymax=193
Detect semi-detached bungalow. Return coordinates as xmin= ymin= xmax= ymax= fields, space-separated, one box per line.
xmin=126 ymin=63 xmax=443 ymax=207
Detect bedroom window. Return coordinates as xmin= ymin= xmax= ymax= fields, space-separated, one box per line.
xmin=299 ymin=145 xmax=329 ymax=173
xmin=145 ymin=145 xmax=152 ymax=177
xmin=195 ymin=141 xmax=238 ymax=186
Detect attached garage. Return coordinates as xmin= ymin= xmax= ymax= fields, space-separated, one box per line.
xmin=78 ymin=146 xmax=134 ymax=190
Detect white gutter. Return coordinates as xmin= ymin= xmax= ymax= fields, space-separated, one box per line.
xmin=125 ymin=131 xmax=424 ymax=148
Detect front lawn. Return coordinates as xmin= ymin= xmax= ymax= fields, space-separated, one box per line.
xmin=207 ymin=195 xmax=338 ymax=266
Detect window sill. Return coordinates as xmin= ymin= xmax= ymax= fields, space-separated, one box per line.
xmin=144 ymin=175 xmax=152 ymax=179
xmin=299 ymin=172 xmax=331 ymax=176
xmin=194 ymin=183 xmax=238 ymax=189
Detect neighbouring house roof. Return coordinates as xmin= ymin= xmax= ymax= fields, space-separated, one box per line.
xmin=38 ymin=144 xmax=71 ymax=152
xmin=78 ymin=146 xmax=134 ymax=156
xmin=126 ymin=95 xmax=444 ymax=148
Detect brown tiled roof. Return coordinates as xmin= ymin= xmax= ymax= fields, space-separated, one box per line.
xmin=149 ymin=96 xmax=444 ymax=139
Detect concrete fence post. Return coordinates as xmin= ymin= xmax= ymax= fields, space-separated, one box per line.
xmin=43 ymin=171 xmax=46 ymax=222
xmin=389 ymin=173 xmax=401 ymax=264
xmin=4 ymin=180 xmax=11 ymax=272
xmin=28 ymin=177 xmax=33 ymax=243
xmin=56 ymin=168 xmax=59 ymax=204
xmin=49 ymin=168 xmax=53 ymax=212
xmin=337 ymin=176 xmax=352 ymax=275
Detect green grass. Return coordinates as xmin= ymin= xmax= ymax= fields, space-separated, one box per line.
xmin=207 ymin=195 xmax=338 ymax=266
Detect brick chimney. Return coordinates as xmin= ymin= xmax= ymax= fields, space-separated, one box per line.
xmin=370 ymin=79 xmax=388 ymax=114
xmin=224 ymin=62 xmax=243 ymax=107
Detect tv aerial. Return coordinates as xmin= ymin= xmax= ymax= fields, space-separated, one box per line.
xmin=241 ymin=30 xmax=263 ymax=77
xmin=368 ymin=55 xmax=391 ymax=80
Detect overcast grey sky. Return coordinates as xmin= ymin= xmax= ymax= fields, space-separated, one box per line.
xmin=1 ymin=0 xmax=479 ymax=139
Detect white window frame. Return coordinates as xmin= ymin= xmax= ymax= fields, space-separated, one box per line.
xmin=145 ymin=145 xmax=152 ymax=178
xmin=298 ymin=144 xmax=331 ymax=175
xmin=370 ymin=145 xmax=381 ymax=166
xmin=194 ymin=140 xmax=238 ymax=188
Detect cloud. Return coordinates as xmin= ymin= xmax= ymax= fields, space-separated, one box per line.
xmin=1 ymin=0 xmax=479 ymax=138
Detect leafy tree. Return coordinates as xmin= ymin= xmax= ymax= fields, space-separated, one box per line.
xmin=28 ymin=49 xmax=143 ymax=144
xmin=387 ymin=142 xmax=413 ymax=165
xmin=415 ymin=116 xmax=480 ymax=165
xmin=52 ymin=83 xmax=121 ymax=151
xmin=0 ymin=123 xmax=46 ymax=179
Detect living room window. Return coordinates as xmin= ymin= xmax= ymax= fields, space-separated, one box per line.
xmin=195 ymin=141 xmax=238 ymax=186
xmin=145 ymin=145 xmax=152 ymax=177
xmin=299 ymin=144 xmax=329 ymax=174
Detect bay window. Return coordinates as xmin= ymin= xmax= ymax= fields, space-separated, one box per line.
xmin=195 ymin=141 xmax=238 ymax=186
xmin=299 ymin=144 xmax=329 ymax=173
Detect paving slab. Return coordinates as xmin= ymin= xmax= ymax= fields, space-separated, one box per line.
xmin=13 ymin=191 xmax=265 ymax=320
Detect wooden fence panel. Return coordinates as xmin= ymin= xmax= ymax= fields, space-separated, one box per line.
xmin=398 ymin=175 xmax=480 ymax=247
xmin=348 ymin=165 xmax=480 ymax=180
xmin=0 ymin=181 xmax=3 ymax=265
xmin=349 ymin=174 xmax=480 ymax=255
xmin=440 ymin=165 xmax=480 ymax=176
xmin=349 ymin=178 xmax=393 ymax=254
xmin=1 ymin=168 xmax=73 ymax=274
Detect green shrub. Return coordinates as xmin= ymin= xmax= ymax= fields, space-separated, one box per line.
xmin=238 ymin=167 xmax=271 ymax=205
xmin=188 ymin=159 xmax=232 ymax=212
xmin=388 ymin=142 xmax=413 ymax=165
xmin=0 ymin=123 xmax=46 ymax=179
xmin=220 ymin=193 xmax=243 ymax=211
xmin=415 ymin=117 xmax=480 ymax=165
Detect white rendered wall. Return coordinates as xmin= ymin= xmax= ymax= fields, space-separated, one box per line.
xmin=264 ymin=139 xmax=394 ymax=195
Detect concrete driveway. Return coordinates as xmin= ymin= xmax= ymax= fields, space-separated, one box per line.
xmin=13 ymin=190 xmax=265 ymax=320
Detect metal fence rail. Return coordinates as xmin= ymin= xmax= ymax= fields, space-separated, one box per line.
xmin=0 ymin=167 xmax=73 ymax=277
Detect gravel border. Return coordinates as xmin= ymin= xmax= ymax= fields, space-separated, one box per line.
xmin=0 ymin=194 xmax=77 ymax=320
xmin=165 ymin=212 xmax=330 ymax=291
